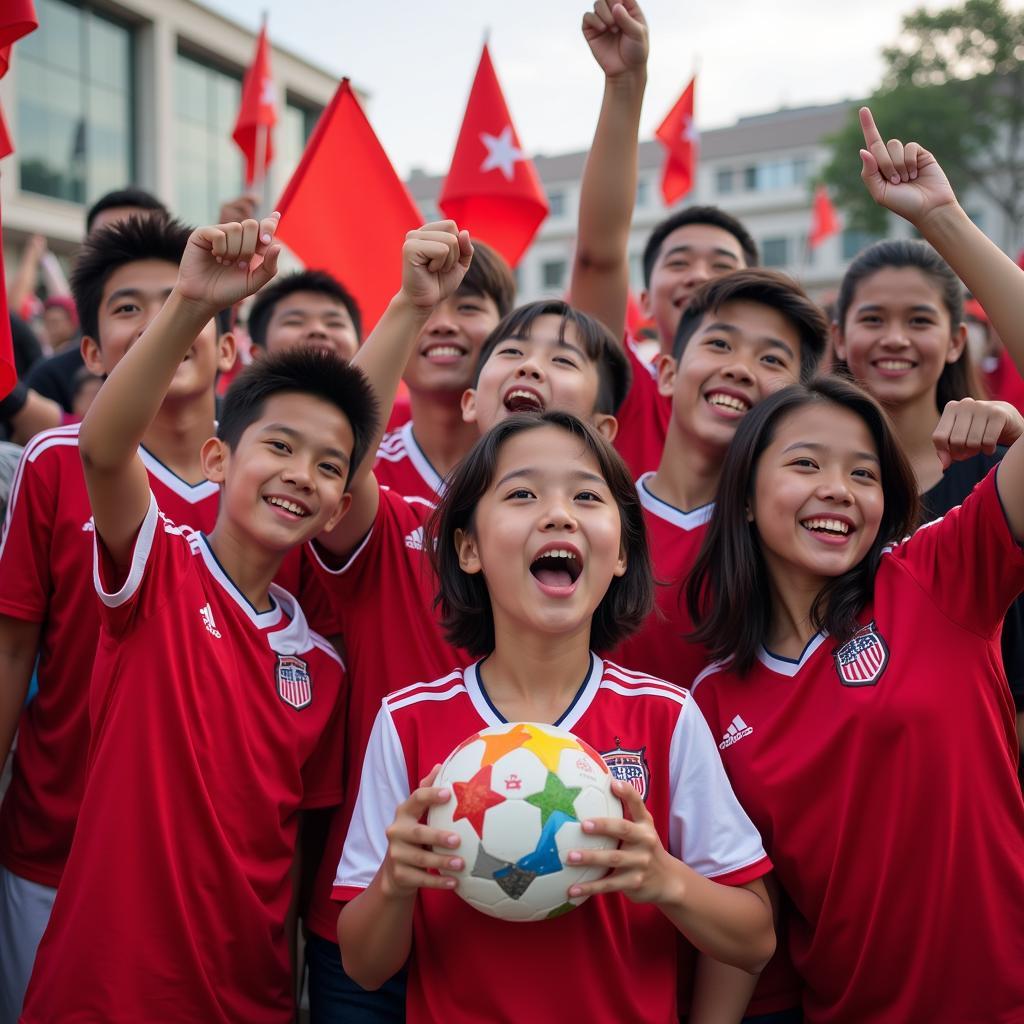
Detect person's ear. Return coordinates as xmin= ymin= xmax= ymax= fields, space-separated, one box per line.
xmin=455 ymin=527 xmax=482 ymax=574
xmin=200 ymin=436 xmax=229 ymax=484
xmin=830 ymin=321 xmax=846 ymax=363
xmin=639 ymin=288 xmax=651 ymax=319
xmin=460 ymin=388 xmax=478 ymax=424
xmin=81 ymin=335 xmax=104 ymax=376
xmin=946 ymin=321 xmax=968 ymax=364
xmin=593 ymin=413 xmax=618 ymax=442
xmin=216 ymin=331 xmax=238 ymax=374
xmin=613 ymin=545 xmax=627 ymax=578
xmin=322 ymin=492 xmax=352 ymax=534
xmin=656 ymin=353 xmax=677 ymax=398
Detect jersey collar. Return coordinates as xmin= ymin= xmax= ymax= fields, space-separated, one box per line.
xmin=636 ymin=473 xmax=715 ymax=531
xmin=194 ymin=533 xmax=284 ymax=631
xmin=400 ymin=421 xmax=446 ymax=496
xmin=140 ymin=445 xmax=220 ymax=504
xmin=757 ymin=631 xmax=828 ymax=677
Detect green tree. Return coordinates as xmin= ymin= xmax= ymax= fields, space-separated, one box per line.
xmin=822 ymin=0 xmax=1024 ymax=249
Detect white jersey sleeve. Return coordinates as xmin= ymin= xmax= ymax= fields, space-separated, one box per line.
xmin=669 ymin=696 xmax=770 ymax=883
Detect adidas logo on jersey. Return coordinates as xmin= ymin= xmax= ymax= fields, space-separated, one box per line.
xmin=82 ymin=518 xmax=95 ymax=532
xmin=405 ymin=526 xmax=425 ymax=551
xmin=719 ymin=715 xmax=752 ymax=749
xmin=200 ymin=603 xmax=222 ymax=639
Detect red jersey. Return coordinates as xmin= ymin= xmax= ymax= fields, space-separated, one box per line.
xmin=374 ymin=421 xmax=445 ymax=502
xmin=692 ymin=468 xmax=1024 ymax=1023
xmin=335 ymin=657 xmax=770 ymax=1024
xmin=304 ymin=486 xmax=471 ymax=942
xmin=983 ymin=348 xmax=1024 ymax=417
xmin=20 ymin=495 xmax=346 ymax=1024
xmin=610 ymin=473 xmax=712 ymax=688
xmin=612 ymin=337 xmax=670 ymax=479
xmin=0 ymin=424 xmax=219 ymax=888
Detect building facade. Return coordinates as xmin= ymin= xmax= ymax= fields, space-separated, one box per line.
xmin=0 ymin=0 xmax=342 ymax=262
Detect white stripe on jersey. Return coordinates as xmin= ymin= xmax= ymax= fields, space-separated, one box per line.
xmin=600 ymin=680 xmax=689 ymax=706
xmin=603 ymin=663 xmax=690 ymax=696
xmin=388 ymin=683 xmax=467 ymax=713
xmin=385 ymin=669 xmax=465 ymax=704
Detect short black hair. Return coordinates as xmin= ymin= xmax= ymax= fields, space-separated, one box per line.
xmin=429 ymin=411 xmax=654 ymax=657
xmin=642 ymin=205 xmax=759 ymax=287
xmin=71 ymin=214 xmax=193 ymax=344
xmin=473 ymin=300 xmax=631 ymax=415
xmin=247 ymin=270 xmax=363 ymax=349
xmin=458 ymin=239 xmax=516 ymax=317
xmin=673 ymin=269 xmax=827 ymax=380
xmin=85 ymin=188 xmax=169 ymax=235
xmin=217 ymin=347 xmax=379 ymax=487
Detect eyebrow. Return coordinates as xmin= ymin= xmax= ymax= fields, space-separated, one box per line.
xmin=781 ymin=440 xmax=879 ymax=463
xmin=663 ymin=244 xmax=740 ymax=261
xmin=854 ymin=302 xmax=940 ymax=315
xmin=260 ymin=423 xmax=350 ymax=465
xmin=702 ymin=321 xmax=797 ymax=359
xmin=105 ymin=286 xmax=173 ymax=307
xmin=508 ymin=334 xmax=590 ymax=363
xmin=494 ymin=466 xmax=608 ymax=489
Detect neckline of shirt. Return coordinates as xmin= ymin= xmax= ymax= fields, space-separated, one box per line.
xmin=636 ymin=472 xmax=715 ymax=530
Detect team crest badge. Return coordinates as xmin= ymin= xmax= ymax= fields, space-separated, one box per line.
xmin=833 ymin=621 xmax=889 ymax=687
xmin=276 ymin=655 xmax=312 ymax=710
xmin=599 ymin=738 xmax=650 ymax=801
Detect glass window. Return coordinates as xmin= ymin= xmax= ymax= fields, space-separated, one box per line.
xmin=541 ymin=259 xmax=566 ymax=290
xmin=16 ymin=0 xmax=134 ymax=205
xmin=636 ymin=178 xmax=649 ymax=208
xmin=278 ymin=97 xmax=322 ymax=184
xmin=173 ymin=51 xmax=243 ymax=227
xmin=744 ymin=166 xmax=758 ymax=191
xmin=548 ymin=191 xmax=565 ymax=218
xmin=761 ymin=237 xmax=789 ymax=267
xmin=841 ymin=228 xmax=882 ymax=261
xmin=716 ymin=168 xmax=733 ymax=194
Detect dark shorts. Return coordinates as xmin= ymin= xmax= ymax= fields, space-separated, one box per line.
xmin=305 ymin=932 xmax=407 ymax=1024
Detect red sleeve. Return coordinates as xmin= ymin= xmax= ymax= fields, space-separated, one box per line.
xmin=887 ymin=467 xmax=1024 ymax=638
xmin=0 ymin=441 xmax=57 ymax=622
xmin=612 ymin=336 xmax=671 ymax=479
xmin=92 ymin=492 xmax=194 ymax=637
xmin=300 ymin=646 xmax=347 ymax=809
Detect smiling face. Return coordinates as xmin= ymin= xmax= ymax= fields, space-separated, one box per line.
xmin=205 ymin=391 xmax=353 ymax=554
xmin=81 ymin=259 xmax=232 ymax=402
xmin=262 ymin=291 xmax=360 ymax=361
xmin=751 ymin=403 xmax=884 ymax=592
xmin=833 ymin=266 xmax=966 ymax=410
xmin=644 ymin=223 xmax=748 ymax=352
xmin=404 ymin=289 xmax=501 ymax=396
xmin=456 ymin=426 xmax=627 ymax=647
xmin=463 ymin=314 xmax=605 ymax=434
xmin=661 ymin=299 xmax=802 ymax=456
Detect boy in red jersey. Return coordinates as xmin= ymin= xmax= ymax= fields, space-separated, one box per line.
xmin=18 ymin=215 xmax=379 ymax=1024
xmin=570 ymin=1 xmax=760 ymax=480
xmin=375 ymin=240 xmax=514 ymax=502
xmin=0 ymin=215 xmax=234 ymax=1023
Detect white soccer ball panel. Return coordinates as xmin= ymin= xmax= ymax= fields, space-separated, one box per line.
xmin=438 ymin=738 xmax=486 ymax=784
xmin=556 ymin=744 xmax=606 ymax=788
xmin=572 ymin=784 xmax=621 ymax=828
xmin=478 ymin=798 xmax=541 ymax=863
xmin=489 ymin=747 xmax=547 ymax=798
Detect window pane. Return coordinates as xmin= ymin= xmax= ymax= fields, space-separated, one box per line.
xmin=542 ymin=259 xmax=566 ymax=290
xmin=636 ymin=178 xmax=649 ymax=208
xmin=716 ymin=168 xmax=733 ymax=194
xmin=762 ymin=237 xmax=789 ymax=267
xmin=548 ymin=191 xmax=565 ymax=218
xmin=744 ymin=166 xmax=757 ymax=190
xmin=87 ymin=11 xmax=129 ymax=90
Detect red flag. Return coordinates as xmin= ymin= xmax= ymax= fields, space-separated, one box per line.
xmin=275 ymin=80 xmax=422 ymax=333
xmin=656 ymin=77 xmax=697 ymax=206
xmin=0 ymin=103 xmax=12 ymax=161
xmin=438 ymin=44 xmax=548 ymax=267
xmin=232 ymin=24 xmax=277 ymax=187
xmin=0 ymin=0 xmax=36 ymax=61
xmin=0 ymin=200 xmax=14 ymax=397
xmin=808 ymin=184 xmax=841 ymax=249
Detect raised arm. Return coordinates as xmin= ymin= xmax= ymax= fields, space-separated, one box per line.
xmin=79 ymin=215 xmax=280 ymax=571
xmin=858 ymin=107 xmax=1024 ymax=533
xmin=316 ymin=222 xmax=472 ymax=558
xmin=569 ymin=0 xmax=648 ymax=340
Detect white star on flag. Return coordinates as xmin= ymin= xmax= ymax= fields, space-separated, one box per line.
xmin=682 ymin=115 xmax=699 ymax=146
xmin=479 ymin=125 xmax=526 ymax=181
xmin=261 ymin=77 xmax=277 ymax=108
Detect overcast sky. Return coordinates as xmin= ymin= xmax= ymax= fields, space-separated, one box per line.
xmin=205 ymin=0 xmax=1024 ymax=177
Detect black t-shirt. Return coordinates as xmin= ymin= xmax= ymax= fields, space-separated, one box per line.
xmin=25 ymin=344 xmax=84 ymax=413
xmin=921 ymin=451 xmax=1024 ymax=712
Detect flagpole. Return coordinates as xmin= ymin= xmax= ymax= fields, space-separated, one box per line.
xmin=253 ymin=10 xmax=270 ymax=212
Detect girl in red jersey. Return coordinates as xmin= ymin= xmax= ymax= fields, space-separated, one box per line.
xmin=684 ymin=108 xmax=1024 ymax=1024
xmin=336 ymin=411 xmax=775 ymax=1024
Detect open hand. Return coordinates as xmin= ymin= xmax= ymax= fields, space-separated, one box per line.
xmin=380 ymin=765 xmax=463 ymax=900
xmin=932 ymin=397 xmax=1024 ymax=469
xmin=582 ymin=1 xmax=648 ymax=79
xmin=858 ymin=107 xmax=958 ymax=227
xmin=176 ymin=213 xmax=281 ymax=313
xmin=565 ymin=778 xmax=679 ymax=906
xmin=400 ymin=221 xmax=473 ymax=310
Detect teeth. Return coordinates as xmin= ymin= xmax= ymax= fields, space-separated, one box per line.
xmin=877 ymin=359 xmax=914 ymax=370
xmin=267 ymin=497 xmax=307 ymax=516
xmin=536 ymin=548 xmax=579 ymax=562
xmin=426 ymin=345 xmax=463 ymax=358
xmin=707 ymin=393 xmax=750 ymax=412
xmin=505 ymin=389 xmax=543 ymax=407
xmin=802 ymin=518 xmax=850 ymax=535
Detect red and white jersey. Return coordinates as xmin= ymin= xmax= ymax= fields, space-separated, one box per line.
xmin=21 ymin=494 xmax=346 ymax=1024
xmin=610 ymin=473 xmax=712 ymax=689
xmin=0 ymin=424 xmax=219 ymax=888
xmin=336 ymin=656 xmax=770 ymax=1024
xmin=374 ymin=421 xmax=445 ymax=502
xmin=304 ymin=485 xmax=471 ymax=942
xmin=612 ymin=337 xmax=671 ymax=480
xmin=693 ymin=468 xmax=1024 ymax=1023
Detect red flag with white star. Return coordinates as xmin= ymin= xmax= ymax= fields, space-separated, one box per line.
xmin=232 ymin=22 xmax=277 ymax=187
xmin=655 ymin=76 xmax=697 ymax=206
xmin=809 ymin=184 xmax=840 ymax=248
xmin=438 ymin=43 xmax=548 ymax=266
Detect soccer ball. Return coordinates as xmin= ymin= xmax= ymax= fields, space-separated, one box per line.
xmin=427 ymin=721 xmax=623 ymax=922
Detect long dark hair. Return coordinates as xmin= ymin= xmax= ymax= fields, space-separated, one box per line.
xmin=833 ymin=239 xmax=985 ymax=411
xmin=429 ymin=411 xmax=654 ymax=657
xmin=686 ymin=377 xmax=919 ymax=674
